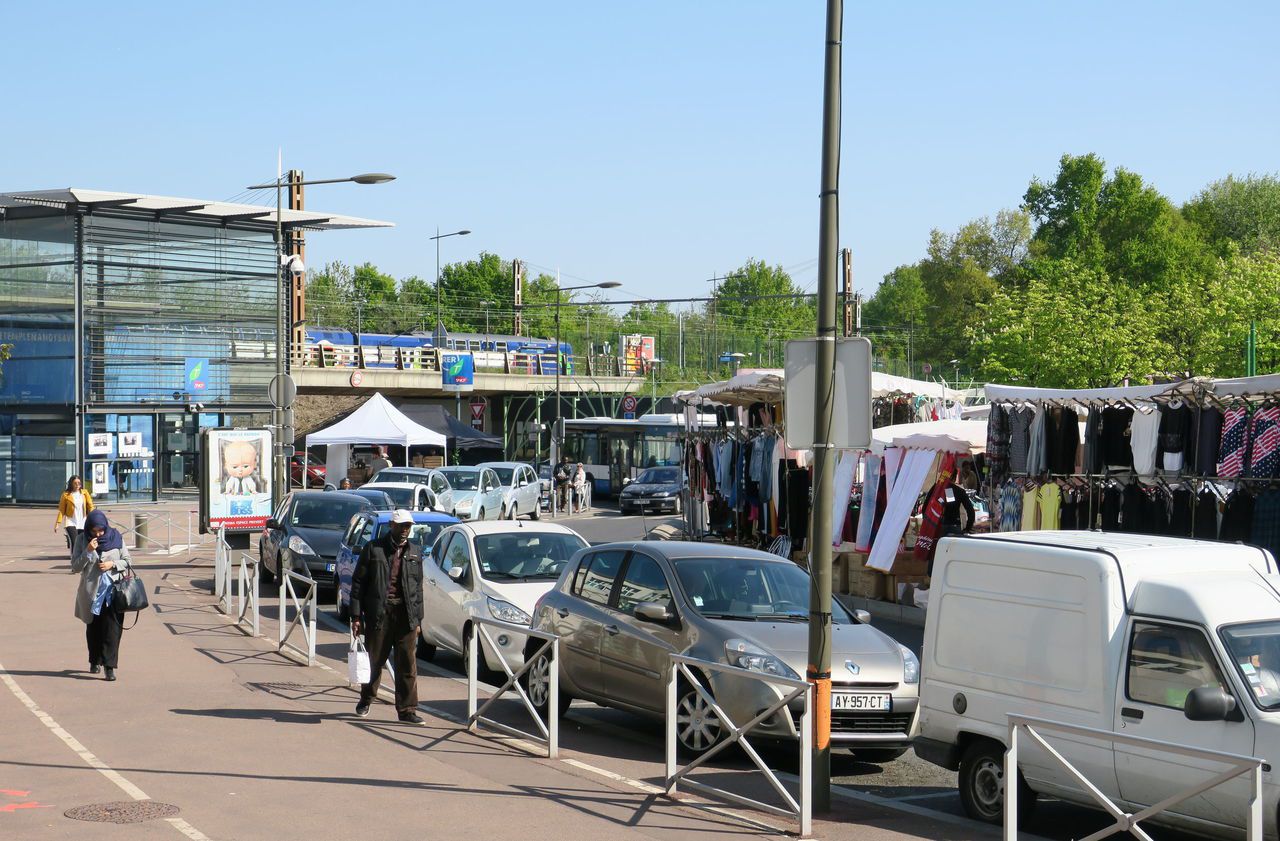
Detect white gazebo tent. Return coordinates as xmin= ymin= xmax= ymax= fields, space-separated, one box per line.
xmin=305 ymin=392 xmax=447 ymax=485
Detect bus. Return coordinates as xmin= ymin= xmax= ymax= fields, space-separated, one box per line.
xmin=560 ymin=413 xmax=716 ymax=498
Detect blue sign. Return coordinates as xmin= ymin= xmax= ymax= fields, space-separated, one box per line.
xmin=184 ymin=357 xmax=210 ymax=394
xmin=623 ymin=412 xmax=635 ymax=420
xmin=441 ymin=353 xmax=475 ymax=388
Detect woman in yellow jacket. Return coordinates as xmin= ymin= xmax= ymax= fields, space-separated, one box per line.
xmin=55 ymin=476 xmax=94 ymax=558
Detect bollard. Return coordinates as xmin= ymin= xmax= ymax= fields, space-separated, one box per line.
xmin=133 ymin=513 xmax=150 ymax=549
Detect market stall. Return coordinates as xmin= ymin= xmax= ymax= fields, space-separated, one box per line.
xmin=305 ymin=392 xmax=447 ymax=485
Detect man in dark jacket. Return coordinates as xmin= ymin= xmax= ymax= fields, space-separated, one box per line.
xmin=350 ymin=509 xmax=426 ymax=723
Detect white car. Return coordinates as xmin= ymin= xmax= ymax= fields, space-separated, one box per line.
xmin=365 ymin=481 xmax=436 ymax=512
xmin=419 ymin=521 xmax=589 ymax=672
xmin=369 ymin=467 xmax=455 ymax=517
xmin=478 ymin=461 xmax=541 ymax=520
xmin=437 ymin=466 xmax=504 ymax=522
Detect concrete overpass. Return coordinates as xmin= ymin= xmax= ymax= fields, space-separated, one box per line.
xmin=293 ymin=365 xmax=645 ymax=397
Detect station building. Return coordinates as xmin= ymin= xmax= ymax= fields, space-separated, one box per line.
xmin=0 ymin=188 xmax=388 ymax=504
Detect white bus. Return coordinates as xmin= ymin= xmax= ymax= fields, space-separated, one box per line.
xmin=560 ymin=413 xmax=715 ymax=497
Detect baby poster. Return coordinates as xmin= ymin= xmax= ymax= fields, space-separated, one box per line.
xmin=203 ymin=428 xmax=273 ymax=532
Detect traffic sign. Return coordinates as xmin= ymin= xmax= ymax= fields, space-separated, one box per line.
xmin=922 ymin=363 xmax=932 ymax=375
xmin=268 ymin=374 xmax=297 ymax=409
xmin=621 ymin=395 xmax=638 ymax=414
xmin=470 ymin=399 xmax=486 ymax=430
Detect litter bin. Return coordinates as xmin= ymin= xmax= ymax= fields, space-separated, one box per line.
xmin=133 ymin=513 xmax=149 ymax=550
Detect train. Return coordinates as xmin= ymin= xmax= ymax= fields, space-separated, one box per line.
xmin=305 ymin=328 xmax=569 ymax=357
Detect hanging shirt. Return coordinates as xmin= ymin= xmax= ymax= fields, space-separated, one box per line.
xmin=1038 ymin=483 xmax=1062 ymax=530
xmin=1099 ymin=407 xmax=1135 ymax=469
xmin=1197 ymin=408 xmax=1224 ymax=477
xmin=1021 ymin=485 xmax=1040 ymax=530
xmin=1157 ymin=401 xmax=1193 ymax=473
xmin=1247 ymin=406 xmax=1280 ymax=478
xmin=1026 ymin=408 xmax=1047 ymax=476
xmin=1218 ymin=408 xmax=1250 ymax=478
xmin=1008 ymin=408 xmax=1033 ymax=474
xmin=1129 ymin=406 xmax=1160 ymax=475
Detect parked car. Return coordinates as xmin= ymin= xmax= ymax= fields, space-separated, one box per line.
xmin=618 ymin=466 xmax=684 ymax=515
xmin=367 ymin=481 xmax=437 ymax=512
xmin=259 ymin=491 xmax=374 ymax=590
xmin=345 ymin=487 xmax=396 ymax=510
xmin=333 ymin=509 xmax=461 ymax=620
xmin=527 ymin=541 xmax=918 ymax=759
xmin=437 ymin=466 xmax=504 ymax=522
xmin=290 ymin=455 xmax=326 ymax=488
xmin=369 ymin=467 xmax=455 ymax=517
xmin=916 ymin=531 xmax=1280 ymax=836
xmin=419 ymin=521 xmax=588 ymax=670
xmin=478 ymin=461 xmax=541 ymax=520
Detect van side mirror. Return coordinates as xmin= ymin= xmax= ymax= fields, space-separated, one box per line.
xmin=635 ymin=602 xmax=674 ymax=625
xmin=854 ymin=609 xmax=871 ymax=625
xmin=1184 ymin=686 xmax=1237 ymax=722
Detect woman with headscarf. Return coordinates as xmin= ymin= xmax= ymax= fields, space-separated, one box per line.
xmin=54 ymin=475 xmax=94 ymax=560
xmin=71 ymin=510 xmax=132 ymax=681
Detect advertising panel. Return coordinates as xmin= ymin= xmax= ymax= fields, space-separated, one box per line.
xmin=441 ymin=352 xmax=475 ymax=391
xmin=621 ymin=335 xmax=655 ymax=376
xmin=201 ymin=428 xmax=273 ymax=533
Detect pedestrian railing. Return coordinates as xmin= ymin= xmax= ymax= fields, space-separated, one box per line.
xmin=278 ymin=568 xmax=317 ymax=666
xmin=1005 ymin=714 xmax=1264 ymax=841
xmin=664 ymin=653 xmax=813 ymax=838
xmin=234 ymin=552 xmax=260 ymax=638
xmin=105 ymin=508 xmax=210 ymax=555
xmin=466 ymin=618 xmax=560 ymax=759
xmin=213 ymin=529 xmax=232 ymax=613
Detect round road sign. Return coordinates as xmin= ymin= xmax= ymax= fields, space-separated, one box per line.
xmin=621 ymin=395 xmax=638 ymax=413
xmin=269 ymin=373 xmax=297 ymax=408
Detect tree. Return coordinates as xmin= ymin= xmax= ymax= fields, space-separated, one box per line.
xmin=710 ymin=259 xmax=813 ymax=371
xmin=862 ymin=264 xmax=926 ymax=366
xmin=1184 ymin=174 xmax=1280 ymax=256
xmin=437 ymin=252 xmax=512 ymax=333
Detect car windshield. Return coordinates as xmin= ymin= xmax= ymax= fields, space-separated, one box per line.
xmin=352 ymin=490 xmax=393 ymax=509
xmin=636 ymin=468 xmax=680 ymax=485
xmin=443 ymin=470 xmax=480 ymax=491
xmin=369 ymin=470 xmax=425 ymax=484
xmin=380 ymin=486 xmax=417 ymax=507
xmin=1221 ymin=621 xmax=1280 ymax=709
xmin=473 ymin=532 xmax=587 ymax=580
xmin=378 ymin=521 xmax=448 ymax=549
xmin=673 ymin=556 xmax=854 ymax=623
xmin=291 ymin=497 xmax=368 ymax=530
xmin=491 ymin=467 xmax=515 ymax=485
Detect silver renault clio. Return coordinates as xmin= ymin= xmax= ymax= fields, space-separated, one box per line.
xmin=525 ymin=541 xmax=919 ymax=759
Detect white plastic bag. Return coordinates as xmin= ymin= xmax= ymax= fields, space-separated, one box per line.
xmin=348 ymin=634 xmax=371 ymax=685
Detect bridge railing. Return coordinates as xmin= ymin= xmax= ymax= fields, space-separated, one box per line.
xmin=298 ymin=343 xmax=621 ymax=381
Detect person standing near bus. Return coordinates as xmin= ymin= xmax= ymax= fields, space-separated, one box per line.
xmin=55 ymin=476 xmax=94 ymax=560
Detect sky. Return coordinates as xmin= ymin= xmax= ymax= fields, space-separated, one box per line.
xmin=4 ymin=1 xmax=1278 ymax=307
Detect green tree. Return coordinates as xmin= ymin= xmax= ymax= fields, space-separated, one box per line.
xmin=710 ymin=259 xmax=813 ymax=371
xmin=1184 ymin=174 xmax=1280 ymax=256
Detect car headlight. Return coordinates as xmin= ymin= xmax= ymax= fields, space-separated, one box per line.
xmin=653 ymin=491 xmax=671 ymax=498
xmin=901 ymin=644 xmax=920 ymax=684
xmin=456 ymin=498 xmax=472 ymax=510
xmin=487 ymin=597 xmax=532 ymax=625
xmin=725 ymin=639 xmax=799 ymax=679
xmin=287 ymin=536 xmax=316 ymax=555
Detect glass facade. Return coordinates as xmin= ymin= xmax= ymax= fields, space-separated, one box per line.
xmin=0 ymin=204 xmax=279 ymax=504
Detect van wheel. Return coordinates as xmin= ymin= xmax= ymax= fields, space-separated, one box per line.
xmin=958 ymin=740 xmax=1037 ymax=825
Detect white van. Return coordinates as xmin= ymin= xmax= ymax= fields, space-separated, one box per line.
xmin=915 ymin=531 xmax=1280 ymax=839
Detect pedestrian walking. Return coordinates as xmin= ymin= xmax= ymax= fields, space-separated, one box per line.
xmin=572 ymin=462 xmax=588 ymax=511
xmin=54 ymin=475 xmax=94 ymax=560
xmin=349 ymin=509 xmax=425 ymax=724
xmin=71 ymin=510 xmax=131 ymax=681
xmin=553 ymin=456 xmax=573 ymax=512
xmin=338 ymin=477 xmax=353 ymax=490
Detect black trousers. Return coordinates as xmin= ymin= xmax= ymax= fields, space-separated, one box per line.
xmin=64 ymin=526 xmax=81 ymax=558
xmin=359 ymin=600 xmax=419 ymax=715
xmin=86 ymin=610 xmax=124 ymax=669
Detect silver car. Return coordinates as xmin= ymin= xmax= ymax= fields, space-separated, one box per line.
xmin=526 ymin=541 xmax=919 ymax=759
xmin=369 ymin=467 xmax=455 ymax=517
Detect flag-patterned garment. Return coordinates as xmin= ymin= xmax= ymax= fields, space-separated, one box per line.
xmin=1217 ymin=407 xmax=1249 ymax=478
xmin=1248 ymin=406 xmax=1280 ymax=478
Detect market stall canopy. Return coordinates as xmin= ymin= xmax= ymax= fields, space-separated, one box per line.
xmin=681 ymin=369 xmax=965 ymax=407
xmin=870 ymin=419 xmax=988 ymax=454
xmin=305 ymin=392 xmax=446 ymax=448
xmin=393 ymin=401 xmax=503 ymax=450
xmin=984 ymin=380 xmax=1199 ymax=404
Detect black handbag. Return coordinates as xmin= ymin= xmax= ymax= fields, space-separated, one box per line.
xmin=112 ymin=569 xmax=150 ymax=613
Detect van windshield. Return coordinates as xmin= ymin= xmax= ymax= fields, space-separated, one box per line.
xmin=1221 ymin=621 xmax=1280 ymax=709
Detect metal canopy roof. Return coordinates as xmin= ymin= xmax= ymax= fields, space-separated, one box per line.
xmin=0 ymin=188 xmax=393 ymax=231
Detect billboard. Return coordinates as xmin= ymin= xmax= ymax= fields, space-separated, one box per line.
xmin=621 ymin=334 xmax=655 ymax=376
xmin=200 ymin=428 xmax=273 ymax=533
xmin=441 ymin=352 xmax=475 ymax=391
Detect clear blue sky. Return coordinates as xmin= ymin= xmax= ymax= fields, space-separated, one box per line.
xmin=5 ymin=2 xmax=1277 ymax=305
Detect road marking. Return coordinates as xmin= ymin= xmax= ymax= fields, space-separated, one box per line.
xmin=0 ymin=662 xmax=212 ymax=841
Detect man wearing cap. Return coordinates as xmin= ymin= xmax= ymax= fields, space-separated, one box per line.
xmin=350 ymin=509 xmax=426 ymax=723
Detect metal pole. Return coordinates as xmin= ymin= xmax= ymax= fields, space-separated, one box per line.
xmin=807 ymin=0 xmax=842 ymax=813
xmin=273 ymin=155 xmax=286 ymax=509
xmin=554 ymin=272 xmax=562 ymax=453
xmin=435 ymin=226 xmax=441 ymax=340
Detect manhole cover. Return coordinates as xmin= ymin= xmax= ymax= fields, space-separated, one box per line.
xmin=64 ymin=801 xmax=180 ymax=823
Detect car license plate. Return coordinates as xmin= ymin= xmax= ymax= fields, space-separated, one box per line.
xmin=325 ymin=563 xmax=336 ymax=573
xmin=831 ymin=692 xmax=891 ymax=712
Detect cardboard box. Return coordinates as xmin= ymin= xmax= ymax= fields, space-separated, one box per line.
xmin=889 ymin=551 xmax=929 ymax=577
xmin=852 ymin=569 xmax=888 ymax=600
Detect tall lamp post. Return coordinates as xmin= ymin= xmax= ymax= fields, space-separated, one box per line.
xmin=432 ymin=228 xmax=471 ymax=341
xmin=246 ymin=169 xmax=395 ymax=507
xmin=553 ymin=280 xmax=621 ymax=453
xmin=479 ymin=300 xmax=493 ymax=336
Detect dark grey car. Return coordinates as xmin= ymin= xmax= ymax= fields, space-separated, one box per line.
xmin=618 ymin=466 xmax=684 ymax=515
xmin=525 ymin=541 xmax=919 ymax=759
xmin=259 ymin=491 xmax=373 ymax=590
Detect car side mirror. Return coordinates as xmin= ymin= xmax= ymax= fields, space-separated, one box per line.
xmin=446 ymin=565 xmax=467 ymax=582
xmin=854 ymin=609 xmax=871 ymax=625
xmin=1184 ymin=686 xmax=1237 ymax=722
xmin=635 ymin=601 xmax=674 ymax=624
xmin=266 ymin=519 xmax=281 ymax=531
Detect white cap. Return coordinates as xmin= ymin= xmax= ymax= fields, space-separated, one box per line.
xmin=391 ymin=509 xmax=414 ymax=524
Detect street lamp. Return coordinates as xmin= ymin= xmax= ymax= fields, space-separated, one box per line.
xmin=727 ymin=351 xmax=747 ymax=373
xmin=553 ymin=280 xmax=621 ymax=456
xmin=649 ymin=357 xmax=662 ymax=405
xmin=479 ymin=300 xmax=493 ymax=336
xmin=948 ymin=357 xmax=961 ymax=386
xmin=245 ymin=169 xmax=395 ymax=508
xmin=432 ymin=228 xmax=472 ymax=342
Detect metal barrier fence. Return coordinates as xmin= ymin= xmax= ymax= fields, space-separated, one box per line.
xmin=234 ymin=552 xmax=260 ymax=637
xmin=105 ymin=508 xmax=210 ymax=555
xmin=664 ymin=653 xmax=812 ymax=837
xmin=1005 ymin=714 xmax=1263 ymax=841
xmin=214 ymin=530 xmax=232 ymax=614
xmin=466 ymin=618 xmax=560 ymax=759
xmin=278 ymin=569 xmax=317 ymax=666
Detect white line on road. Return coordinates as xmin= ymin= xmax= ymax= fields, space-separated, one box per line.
xmin=0 ymin=661 xmax=212 ymax=841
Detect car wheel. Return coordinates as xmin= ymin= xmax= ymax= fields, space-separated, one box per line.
xmin=416 ymin=630 xmax=436 ymax=661
xmin=674 ymin=496 xmax=683 ymax=515
xmin=675 ymin=676 xmax=724 ymax=756
xmin=958 ymin=740 xmax=1037 ymax=825
xmin=851 ymin=748 xmax=907 ymax=764
xmin=477 ymin=508 xmax=485 ymax=521
xmin=523 ymin=645 xmax=571 ymax=719
xmin=335 ymin=590 xmax=349 ymax=623
xmin=259 ymin=550 xmax=276 ymax=585
xmin=530 ymin=504 xmax=540 ymax=520
xmin=461 ymin=625 xmax=495 ymax=681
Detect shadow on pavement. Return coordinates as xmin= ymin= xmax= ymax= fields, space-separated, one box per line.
xmin=171 ymin=707 xmax=328 ymax=724
xmin=0 ymin=668 xmax=102 ymax=681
